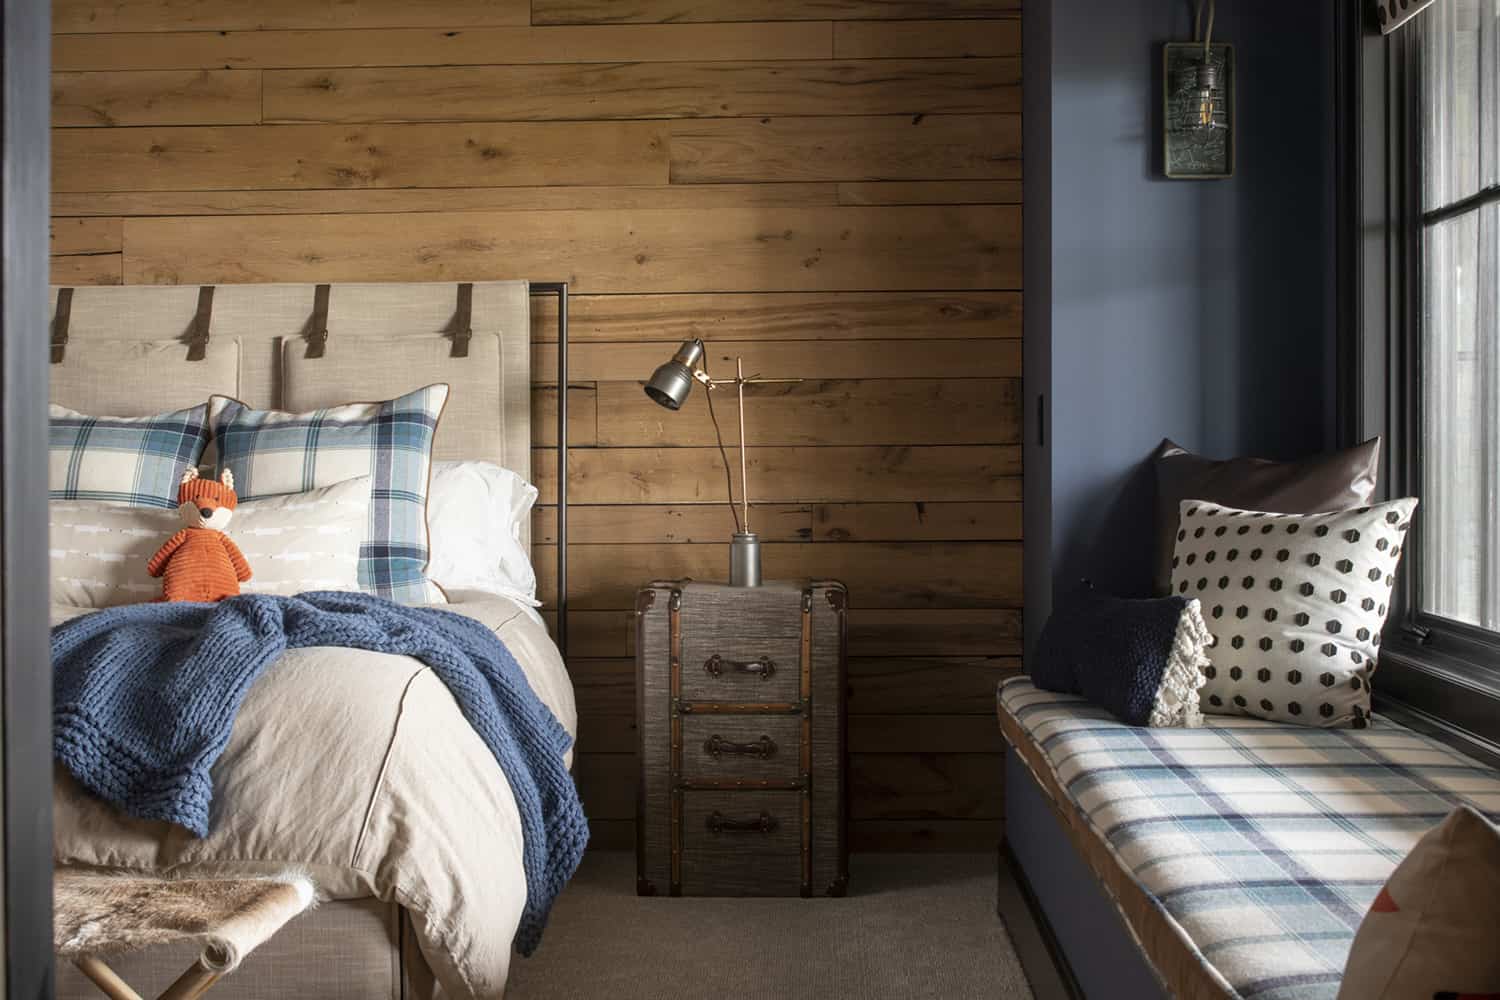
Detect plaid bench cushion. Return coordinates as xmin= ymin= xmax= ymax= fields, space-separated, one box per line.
xmin=998 ymin=677 xmax=1500 ymax=1000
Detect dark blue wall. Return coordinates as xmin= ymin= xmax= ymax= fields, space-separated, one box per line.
xmin=1031 ymin=0 xmax=1338 ymax=640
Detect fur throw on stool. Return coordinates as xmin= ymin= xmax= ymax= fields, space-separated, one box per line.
xmin=147 ymin=469 xmax=253 ymax=602
xmin=54 ymin=870 xmax=315 ymax=973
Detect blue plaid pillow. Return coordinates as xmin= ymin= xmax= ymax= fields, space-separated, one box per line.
xmin=209 ymin=385 xmax=449 ymax=605
xmin=49 ymin=402 xmax=211 ymax=509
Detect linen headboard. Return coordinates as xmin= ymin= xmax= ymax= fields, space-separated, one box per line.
xmin=47 ymin=280 xmax=533 ymax=548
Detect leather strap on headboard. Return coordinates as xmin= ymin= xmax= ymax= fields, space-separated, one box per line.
xmin=185 ymin=286 xmax=215 ymax=362
xmin=305 ymin=283 xmax=331 ymax=359
xmin=451 ymin=282 xmax=474 ymax=358
xmin=51 ymin=287 xmax=74 ymax=365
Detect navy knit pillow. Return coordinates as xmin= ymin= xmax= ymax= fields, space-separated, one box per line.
xmin=1032 ymin=585 xmax=1209 ymax=727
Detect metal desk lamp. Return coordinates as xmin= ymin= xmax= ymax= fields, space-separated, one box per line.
xmin=645 ymin=339 xmax=800 ymax=587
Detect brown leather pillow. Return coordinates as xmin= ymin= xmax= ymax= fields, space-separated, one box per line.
xmin=1151 ymin=437 xmax=1381 ymax=595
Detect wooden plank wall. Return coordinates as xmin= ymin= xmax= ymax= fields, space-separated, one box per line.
xmin=50 ymin=0 xmax=1023 ymax=852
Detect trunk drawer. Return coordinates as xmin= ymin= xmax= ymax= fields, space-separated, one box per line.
xmin=679 ymin=790 xmax=804 ymax=897
xmin=680 ymin=713 xmax=803 ymax=786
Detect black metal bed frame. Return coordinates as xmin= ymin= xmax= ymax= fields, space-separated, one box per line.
xmin=530 ymin=282 xmax=569 ymax=662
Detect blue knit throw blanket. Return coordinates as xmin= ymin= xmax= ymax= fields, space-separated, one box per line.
xmin=52 ymin=591 xmax=587 ymax=955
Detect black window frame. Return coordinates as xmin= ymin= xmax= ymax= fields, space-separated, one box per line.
xmin=1346 ymin=4 xmax=1500 ymax=763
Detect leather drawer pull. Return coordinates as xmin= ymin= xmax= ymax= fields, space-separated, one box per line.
xmin=703 ymin=734 xmax=777 ymax=760
xmin=703 ymin=654 xmax=776 ymax=680
xmin=706 ymin=811 xmax=778 ymax=836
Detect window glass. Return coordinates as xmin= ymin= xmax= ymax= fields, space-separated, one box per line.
xmin=1420 ymin=0 xmax=1500 ymax=632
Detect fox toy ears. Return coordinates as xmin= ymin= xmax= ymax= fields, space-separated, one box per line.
xmin=179 ymin=468 xmax=235 ymax=489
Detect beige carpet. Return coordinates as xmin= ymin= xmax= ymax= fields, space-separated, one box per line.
xmin=506 ymin=852 xmax=1036 ymax=1000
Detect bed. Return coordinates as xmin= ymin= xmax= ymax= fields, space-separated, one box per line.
xmin=47 ymin=281 xmax=571 ymax=999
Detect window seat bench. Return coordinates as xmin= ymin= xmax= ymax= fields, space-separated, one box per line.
xmin=997 ymin=677 xmax=1500 ymax=1000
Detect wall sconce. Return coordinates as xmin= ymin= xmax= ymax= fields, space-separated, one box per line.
xmin=645 ymin=340 xmax=802 ymax=587
xmin=1163 ymin=0 xmax=1234 ymax=179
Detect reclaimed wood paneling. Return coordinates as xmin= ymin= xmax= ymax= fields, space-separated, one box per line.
xmin=262 ymin=60 xmax=1021 ymax=123
xmin=54 ymin=0 xmax=530 ymax=33
xmin=50 ymin=216 xmax=120 ymax=254
xmin=837 ymin=180 xmax=1023 ymax=205
xmin=832 ymin=18 xmax=1021 ymax=58
xmin=669 ymin=115 xmax=1020 ymax=184
xmin=533 ymin=291 xmax=1022 ymax=343
xmin=52 ymin=70 xmax=261 ymax=127
xmin=533 ymin=503 xmax=812 ymax=545
xmin=573 ymin=716 xmax=637 ymax=754
xmin=50 ymin=253 xmax=121 ymax=285
xmin=52 ymin=183 xmax=839 ymax=217
xmin=592 ymin=378 xmax=1021 ymax=447
xmin=54 ymin=23 xmax=832 ymax=71
xmin=847 ymin=656 xmax=1024 ymax=714
xmin=530 ymin=385 xmax=597 ymax=447
xmin=533 ymin=339 xmax=1021 ymax=381
xmin=120 ymin=206 xmax=1021 ymax=291
xmin=850 ymin=715 xmax=1006 ymax=754
xmin=54 ymin=0 xmax=1021 ymax=850
xmin=530 ymin=446 xmax=1023 ymax=504
xmin=848 ymin=609 xmax=1024 ymax=656
xmin=849 ymin=753 xmax=1002 ymax=820
xmin=532 ymin=1 xmax=1019 ymax=25
xmin=54 ymin=122 xmax=670 ymax=192
xmin=813 ymin=501 xmax=1024 ymax=541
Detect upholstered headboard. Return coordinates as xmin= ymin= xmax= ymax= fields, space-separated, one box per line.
xmin=47 ymin=280 xmax=533 ymax=546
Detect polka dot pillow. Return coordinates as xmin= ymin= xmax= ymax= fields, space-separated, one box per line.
xmin=1169 ymin=497 xmax=1418 ymax=728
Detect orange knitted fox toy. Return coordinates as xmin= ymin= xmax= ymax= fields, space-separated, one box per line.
xmin=146 ymin=468 xmax=253 ymax=602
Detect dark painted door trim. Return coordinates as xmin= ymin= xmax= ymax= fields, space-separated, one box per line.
xmin=2 ymin=0 xmax=55 ymax=995
xmin=1022 ymin=0 xmax=1054 ymax=662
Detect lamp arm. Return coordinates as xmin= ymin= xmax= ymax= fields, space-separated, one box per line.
xmin=698 ymin=355 xmax=744 ymax=535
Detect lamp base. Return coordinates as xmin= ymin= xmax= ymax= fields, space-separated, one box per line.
xmin=729 ymin=532 xmax=762 ymax=587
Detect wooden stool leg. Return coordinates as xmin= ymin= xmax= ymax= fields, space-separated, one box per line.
xmin=73 ymin=956 xmax=145 ymax=1000
xmin=157 ymin=961 xmax=221 ymax=1000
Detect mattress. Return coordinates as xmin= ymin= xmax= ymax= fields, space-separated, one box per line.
xmin=52 ymin=590 xmax=575 ymax=999
xmin=998 ymin=677 xmax=1500 ymax=1000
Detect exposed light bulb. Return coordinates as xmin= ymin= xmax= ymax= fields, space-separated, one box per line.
xmin=1192 ymin=60 xmax=1221 ymax=131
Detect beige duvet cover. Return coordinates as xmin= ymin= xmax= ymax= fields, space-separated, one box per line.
xmin=51 ymin=591 xmax=577 ymax=999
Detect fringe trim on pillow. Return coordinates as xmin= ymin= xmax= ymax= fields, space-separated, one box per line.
xmin=1148 ymin=598 xmax=1211 ymax=728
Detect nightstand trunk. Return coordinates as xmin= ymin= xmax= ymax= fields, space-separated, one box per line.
xmin=635 ymin=579 xmax=849 ymax=897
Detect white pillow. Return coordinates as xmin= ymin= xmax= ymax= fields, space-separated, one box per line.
xmin=50 ymin=478 xmax=370 ymax=608
xmin=426 ymin=461 xmax=539 ymax=606
xmin=1170 ymin=496 xmax=1418 ymax=728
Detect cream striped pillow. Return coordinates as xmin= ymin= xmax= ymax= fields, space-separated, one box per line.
xmin=50 ymin=478 xmax=370 ymax=608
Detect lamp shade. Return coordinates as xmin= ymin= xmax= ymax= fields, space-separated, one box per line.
xmin=644 ymin=339 xmax=706 ymax=410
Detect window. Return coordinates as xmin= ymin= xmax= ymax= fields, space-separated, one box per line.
xmin=1418 ymin=0 xmax=1500 ymax=637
